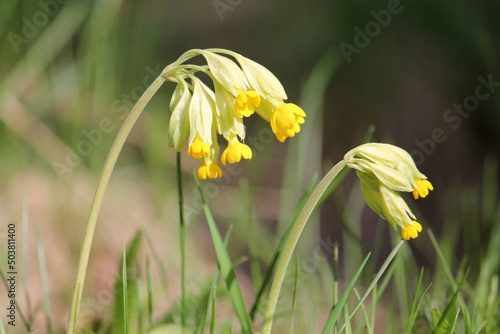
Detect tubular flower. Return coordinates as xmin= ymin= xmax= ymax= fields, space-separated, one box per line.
xmin=234 ymin=88 xmax=260 ymax=117
xmin=345 ymin=143 xmax=433 ymax=240
xmin=221 ymin=134 xmax=252 ymax=166
xmin=413 ymin=178 xmax=433 ymax=199
xmin=187 ymin=134 xmax=210 ymax=159
xmin=164 ymin=48 xmax=306 ymax=178
xmin=198 ymin=160 xmax=223 ymax=180
xmin=270 ymin=103 xmax=306 ymax=143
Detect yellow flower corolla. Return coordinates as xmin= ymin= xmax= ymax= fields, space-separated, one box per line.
xmin=197 ymin=160 xmax=223 ymax=180
xmin=187 ymin=135 xmax=210 ymax=159
xmin=345 ymin=143 xmax=433 ymax=240
xmin=413 ymin=178 xmax=433 ymax=199
xmin=270 ymin=103 xmax=306 ymax=143
xmin=234 ymin=88 xmax=260 ymax=117
xmin=401 ymin=221 xmax=422 ymax=240
xmin=221 ymin=135 xmax=252 ymax=166
xmin=165 ymin=48 xmax=306 ymax=178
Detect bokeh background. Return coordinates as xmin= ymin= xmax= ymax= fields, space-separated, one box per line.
xmin=1 ymin=0 xmax=499 ymax=332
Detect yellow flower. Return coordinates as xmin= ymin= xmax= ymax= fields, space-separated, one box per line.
xmin=413 ymin=178 xmax=433 ymax=199
xmin=346 ymin=143 xmax=433 ymax=240
xmin=198 ymin=160 xmax=223 ymax=180
xmin=270 ymin=103 xmax=306 ymax=143
xmin=221 ymin=134 xmax=252 ymax=165
xmin=187 ymin=134 xmax=210 ymax=159
xmin=234 ymin=88 xmax=260 ymax=117
xmin=401 ymin=221 xmax=422 ymax=240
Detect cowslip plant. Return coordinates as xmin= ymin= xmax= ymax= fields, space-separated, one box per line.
xmin=262 ymin=142 xmax=433 ymax=333
xmin=66 ymin=48 xmax=306 ymax=333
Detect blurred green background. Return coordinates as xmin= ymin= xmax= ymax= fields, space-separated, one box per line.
xmin=1 ymin=0 xmax=499 ymax=332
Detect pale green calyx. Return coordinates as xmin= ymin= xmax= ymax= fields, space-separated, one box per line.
xmin=345 ymin=143 xmax=433 ymax=240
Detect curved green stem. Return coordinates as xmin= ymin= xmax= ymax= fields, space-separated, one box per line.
xmin=66 ymin=75 xmax=166 ymax=334
xmin=261 ymin=160 xmax=346 ymax=334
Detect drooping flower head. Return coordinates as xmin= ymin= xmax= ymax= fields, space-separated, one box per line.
xmin=164 ymin=49 xmax=306 ymax=179
xmin=344 ymin=143 xmax=433 ymax=240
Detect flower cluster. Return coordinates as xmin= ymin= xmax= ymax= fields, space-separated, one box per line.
xmin=344 ymin=143 xmax=434 ymax=240
xmin=164 ymin=49 xmax=306 ymax=179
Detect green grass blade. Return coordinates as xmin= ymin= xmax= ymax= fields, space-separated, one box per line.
xmin=210 ymin=287 xmax=217 ymax=334
xmin=321 ymin=252 xmax=371 ymax=334
xmin=250 ymin=174 xmax=318 ymax=320
xmin=199 ymin=226 xmax=233 ymax=334
xmin=35 ymin=226 xmax=52 ymax=333
xmin=22 ymin=196 xmax=32 ymax=325
xmin=193 ymin=173 xmax=252 ymax=334
xmin=136 ymin=262 xmax=143 ymax=334
xmin=431 ymin=269 xmax=469 ymax=334
xmin=111 ymin=231 xmax=142 ymax=334
xmin=340 ymin=240 xmax=405 ymax=332
xmin=432 ymin=308 xmax=457 ymax=334
xmin=146 ymin=258 xmax=154 ymax=330
xmin=406 ymin=268 xmax=433 ymax=333
xmin=123 ymin=244 xmax=129 ymax=334
xmin=353 ymin=287 xmax=372 ymax=334
xmin=450 ymin=309 xmax=460 ymax=334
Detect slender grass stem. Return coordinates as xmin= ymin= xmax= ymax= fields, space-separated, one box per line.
xmin=262 ymin=160 xmax=346 ymax=334
xmin=176 ymin=151 xmax=187 ymax=328
xmin=66 ymin=75 xmax=165 ymax=334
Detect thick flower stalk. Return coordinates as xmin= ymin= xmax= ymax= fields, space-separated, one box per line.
xmin=344 ymin=143 xmax=433 ymax=240
xmin=164 ymin=48 xmax=307 ymax=179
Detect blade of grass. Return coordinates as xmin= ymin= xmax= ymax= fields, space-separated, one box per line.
xmin=406 ymin=280 xmax=432 ymax=332
xmin=210 ymin=287 xmax=217 ymax=334
xmin=35 ymin=226 xmax=52 ymax=333
xmin=111 ymin=231 xmax=142 ymax=334
xmin=136 ymin=262 xmax=143 ymax=334
xmin=353 ymin=288 xmax=372 ymax=334
xmin=450 ymin=309 xmax=460 ymax=334
xmin=123 ymin=244 xmax=129 ymax=334
xmin=193 ymin=173 xmax=252 ymax=334
xmin=431 ymin=269 xmax=469 ymax=334
xmin=340 ymin=240 xmax=405 ymax=332
xmin=199 ymin=226 xmax=234 ymax=334
xmin=22 ymin=196 xmax=32 ymax=325
xmin=146 ymin=258 xmax=154 ymax=330
xmin=428 ymin=229 xmax=472 ymax=330
xmin=406 ymin=268 xmax=425 ymax=333
xmin=321 ymin=252 xmax=371 ymax=334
